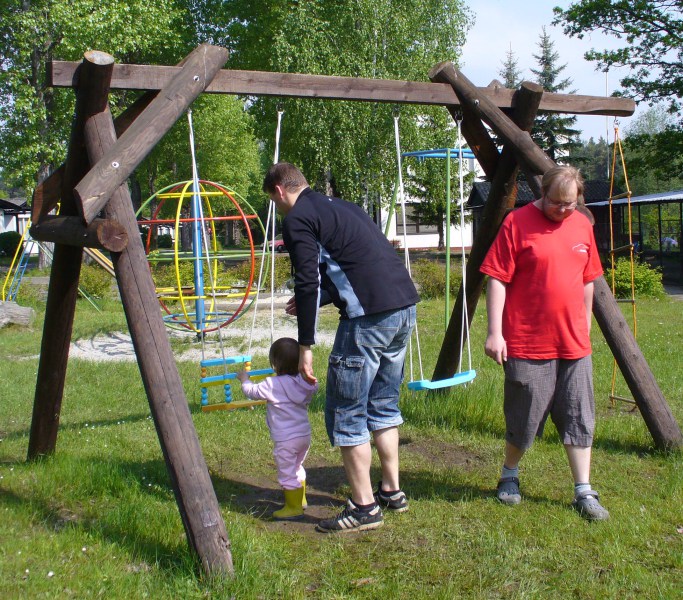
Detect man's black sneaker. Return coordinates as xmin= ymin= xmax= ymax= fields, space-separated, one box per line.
xmin=374 ymin=482 xmax=409 ymax=513
xmin=316 ymin=499 xmax=384 ymax=533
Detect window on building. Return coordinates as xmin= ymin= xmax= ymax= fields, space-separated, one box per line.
xmin=396 ymin=204 xmax=438 ymax=235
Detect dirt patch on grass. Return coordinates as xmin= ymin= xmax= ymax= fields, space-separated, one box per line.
xmin=212 ymin=439 xmax=484 ymax=538
xmin=212 ymin=461 xmax=347 ymax=537
xmin=401 ymin=437 xmax=484 ymax=471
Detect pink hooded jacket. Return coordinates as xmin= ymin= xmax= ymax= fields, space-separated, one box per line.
xmin=240 ymin=374 xmax=318 ymax=442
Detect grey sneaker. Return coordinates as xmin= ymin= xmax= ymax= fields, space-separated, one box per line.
xmin=316 ymin=499 xmax=384 ymax=533
xmin=572 ymin=490 xmax=610 ymax=521
xmin=496 ymin=476 xmax=521 ymax=505
xmin=374 ymin=482 xmax=409 ymax=513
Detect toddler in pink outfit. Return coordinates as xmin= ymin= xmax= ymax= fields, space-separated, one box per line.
xmin=237 ymin=337 xmax=318 ymax=520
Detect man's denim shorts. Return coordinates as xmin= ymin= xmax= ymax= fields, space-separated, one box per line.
xmin=325 ymin=305 xmax=416 ymax=446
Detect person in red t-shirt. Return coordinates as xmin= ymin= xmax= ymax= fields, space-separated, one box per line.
xmin=480 ymin=165 xmax=609 ymax=521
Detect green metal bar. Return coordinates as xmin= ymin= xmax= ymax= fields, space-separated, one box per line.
xmin=384 ymin=172 xmax=400 ymax=239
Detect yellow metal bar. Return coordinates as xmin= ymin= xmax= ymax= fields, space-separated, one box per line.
xmin=201 ymin=400 xmax=267 ymax=412
xmin=2 ymin=221 xmax=30 ymax=301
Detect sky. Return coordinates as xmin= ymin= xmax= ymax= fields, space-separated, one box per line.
xmin=460 ymin=0 xmax=644 ymax=142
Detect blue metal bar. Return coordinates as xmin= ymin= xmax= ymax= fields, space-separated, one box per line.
xmin=402 ymin=148 xmax=476 ymax=160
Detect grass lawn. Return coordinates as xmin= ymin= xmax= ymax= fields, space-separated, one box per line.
xmin=0 ymin=291 xmax=681 ymax=598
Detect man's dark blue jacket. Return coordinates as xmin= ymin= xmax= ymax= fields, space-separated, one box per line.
xmin=283 ymin=188 xmax=419 ymax=346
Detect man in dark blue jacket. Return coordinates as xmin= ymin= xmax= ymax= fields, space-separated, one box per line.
xmin=263 ymin=162 xmax=419 ymax=533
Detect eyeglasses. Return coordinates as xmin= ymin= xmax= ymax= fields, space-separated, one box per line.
xmin=544 ymin=197 xmax=577 ymax=211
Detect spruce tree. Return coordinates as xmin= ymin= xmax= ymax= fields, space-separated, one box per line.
xmin=499 ymin=44 xmax=522 ymax=90
xmin=530 ymin=27 xmax=581 ymax=162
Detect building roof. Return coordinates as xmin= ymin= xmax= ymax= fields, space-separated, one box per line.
xmin=467 ymin=179 xmax=614 ymax=209
xmin=0 ymin=197 xmax=29 ymax=212
xmin=587 ymin=189 xmax=683 ymax=207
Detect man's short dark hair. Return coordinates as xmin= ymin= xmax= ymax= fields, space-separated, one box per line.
xmin=263 ymin=162 xmax=309 ymax=194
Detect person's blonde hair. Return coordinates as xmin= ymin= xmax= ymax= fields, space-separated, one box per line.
xmin=269 ymin=337 xmax=299 ymax=376
xmin=541 ymin=165 xmax=585 ymax=204
xmin=263 ymin=162 xmax=309 ymax=194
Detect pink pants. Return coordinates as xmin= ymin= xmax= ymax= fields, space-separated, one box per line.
xmin=273 ymin=435 xmax=310 ymax=489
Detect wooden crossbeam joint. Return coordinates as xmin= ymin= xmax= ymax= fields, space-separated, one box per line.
xmin=30 ymin=216 xmax=128 ymax=252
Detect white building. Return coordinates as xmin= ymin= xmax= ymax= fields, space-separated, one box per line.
xmin=380 ymin=148 xmax=481 ymax=251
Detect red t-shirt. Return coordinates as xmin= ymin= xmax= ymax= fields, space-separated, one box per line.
xmin=480 ymin=203 xmax=603 ymax=359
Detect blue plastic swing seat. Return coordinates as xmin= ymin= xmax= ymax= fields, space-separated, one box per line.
xmin=407 ymin=369 xmax=476 ymax=391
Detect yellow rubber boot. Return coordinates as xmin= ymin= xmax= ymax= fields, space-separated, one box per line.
xmin=273 ymin=487 xmax=304 ymax=520
xmin=301 ymin=480 xmax=308 ymax=510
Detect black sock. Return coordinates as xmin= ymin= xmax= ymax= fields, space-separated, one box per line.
xmin=353 ymin=500 xmax=378 ymax=513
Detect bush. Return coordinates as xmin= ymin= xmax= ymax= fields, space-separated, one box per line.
xmin=0 ymin=231 xmax=22 ymax=257
xmin=80 ymin=263 xmax=113 ymax=299
xmin=607 ymin=257 xmax=665 ymax=299
xmin=411 ymin=258 xmax=462 ymax=299
xmin=157 ymin=234 xmax=173 ymax=249
xmin=150 ymin=254 xmax=292 ymax=293
xmin=225 ymin=256 xmax=292 ymax=291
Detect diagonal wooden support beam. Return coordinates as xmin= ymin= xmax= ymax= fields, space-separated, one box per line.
xmin=432 ymin=81 xmax=543 ymax=382
xmin=79 ymin=50 xmax=233 ymax=575
xmin=429 ymin=62 xmax=555 ymax=177
xmin=74 ymin=44 xmax=229 ymax=225
xmin=32 ymin=91 xmax=159 ymax=222
xmin=430 ymin=61 xmax=682 ymax=450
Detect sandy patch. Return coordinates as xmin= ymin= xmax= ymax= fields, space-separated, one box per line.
xmin=69 ymin=312 xmax=335 ymax=363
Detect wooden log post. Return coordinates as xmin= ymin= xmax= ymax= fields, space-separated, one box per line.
xmin=74 ymin=44 xmax=229 ymax=224
xmin=592 ymin=278 xmax=683 ymax=449
xmin=76 ymin=50 xmax=233 ymax=575
xmin=430 ymin=81 xmax=544 ymax=381
xmin=30 ymin=216 xmax=127 ymax=252
xmin=430 ymin=61 xmax=682 ymax=450
xmin=26 ymin=50 xmax=115 ymax=459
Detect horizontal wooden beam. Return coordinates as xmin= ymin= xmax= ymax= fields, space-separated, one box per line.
xmin=30 ymin=216 xmax=128 ymax=252
xmin=49 ymin=61 xmax=636 ymax=117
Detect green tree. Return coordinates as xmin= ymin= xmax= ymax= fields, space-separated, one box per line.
xmin=530 ymin=27 xmax=582 ymax=161
xmin=210 ymin=0 xmax=473 ymax=207
xmin=622 ymin=107 xmax=683 ymax=194
xmin=569 ymin=136 xmax=611 ymax=181
xmin=499 ymin=44 xmax=522 ymax=90
xmin=0 ymin=0 xmax=189 ymax=195
xmin=553 ymin=2 xmax=683 ymax=195
xmin=553 ymin=1 xmax=683 ymax=114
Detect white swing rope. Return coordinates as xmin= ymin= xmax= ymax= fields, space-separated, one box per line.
xmin=394 ymin=112 xmax=474 ymax=386
xmin=393 ymin=113 xmax=423 ymax=382
xmin=187 ymin=110 xmax=228 ymax=369
xmin=247 ymin=106 xmax=284 ymax=355
xmin=455 ymin=118 xmax=473 ymax=374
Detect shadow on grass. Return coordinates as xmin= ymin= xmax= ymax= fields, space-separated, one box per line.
xmin=0 ymin=411 xmax=154 ymax=445
xmin=0 ymin=457 xmax=194 ymax=573
xmin=209 ymin=461 xmax=569 ymax=526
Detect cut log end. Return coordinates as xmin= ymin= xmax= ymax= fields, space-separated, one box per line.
xmin=84 ymin=50 xmax=115 ymax=66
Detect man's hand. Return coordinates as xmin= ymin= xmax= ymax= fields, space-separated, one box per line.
xmin=298 ymin=345 xmax=317 ymax=384
xmin=236 ymin=369 xmax=249 ymax=383
xmin=484 ymin=333 xmax=507 ymax=365
xmin=285 ymin=296 xmax=297 ymax=316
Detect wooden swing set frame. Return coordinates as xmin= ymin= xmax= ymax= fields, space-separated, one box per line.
xmin=24 ymin=44 xmax=682 ymax=577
